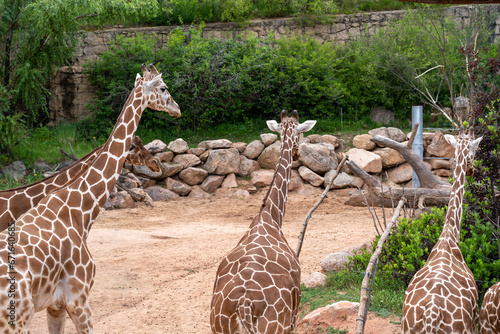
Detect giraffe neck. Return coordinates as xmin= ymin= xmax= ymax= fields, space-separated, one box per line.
xmin=260 ymin=126 xmax=294 ymax=230
xmin=62 ymin=83 xmax=147 ymax=235
xmin=441 ymin=152 xmax=467 ymax=244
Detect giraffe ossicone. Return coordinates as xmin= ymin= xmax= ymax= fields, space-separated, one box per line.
xmin=401 ymin=128 xmax=482 ymax=333
xmin=210 ymin=110 xmax=315 ymax=334
xmin=0 ymin=64 xmax=179 ymax=334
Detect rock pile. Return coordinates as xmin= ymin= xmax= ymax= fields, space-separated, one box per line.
xmin=0 ymin=126 xmax=456 ymax=210
xmin=348 ymin=127 xmax=454 ymax=188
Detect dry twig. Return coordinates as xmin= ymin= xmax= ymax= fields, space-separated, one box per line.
xmin=295 ymin=154 xmax=348 ymax=257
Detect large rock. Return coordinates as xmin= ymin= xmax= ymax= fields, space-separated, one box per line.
xmin=257 ymin=142 xmax=281 ymax=169
xmin=243 ymin=140 xmax=265 ymax=159
xmin=322 ymin=134 xmax=340 ymax=147
xmin=368 ymin=126 xmax=406 ymax=142
xmin=428 ymin=158 xmax=451 ymax=170
xmin=352 ymin=134 xmax=376 ymax=150
xmin=320 ymin=252 xmax=350 ymax=272
xmin=370 ymin=106 xmax=395 ymax=124
xmin=372 ymin=147 xmax=405 ymax=168
xmin=144 ymin=186 xmax=180 ymax=201
xmin=201 ymin=175 xmax=225 ymax=193
xmin=260 ymin=133 xmax=278 ymax=146
xmin=188 ymin=185 xmax=211 ymax=199
xmin=204 ymin=148 xmax=241 ymax=175
xmin=233 ymin=142 xmax=247 ymax=153
xmin=298 ymin=143 xmax=338 ymax=174
xmin=179 ymin=167 xmax=209 ymax=185
xmin=33 ymin=161 xmax=53 ymax=174
xmin=187 ymin=147 xmax=206 ymax=156
xmin=306 ymin=134 xmax=323 ymax=143
xmin=289 ymin=170 xmax=304 ymax=191
xmin=387 ymin=162 xmax=413 ymax=184
xmin=221 ymin=173 xmax=237 ymax=188
xmin=324 ymin=171 xmax=362 ymax=189
xmin=298 ymin=166 xmax=324 ymax=187
xmin=426 ymin=131 xmax=455 ymax=158
xmin=199 ymin=139 xmax=233 ymax=149
xmin=237 ymin=155 xmax=260 ymax=177
xmin=302 ymin=272 xmax=327 ymax=288
xmin=166 ymin=178 xmax=192 ymax=196
xmin=161 ymin=162 xmax=184 ymax=178
xmin=250 ymin=169 xmax=275 ymax=187
xmin=172 ymin=154 xmax=201 ymax=169
xmin=167 ymin=138 xmax=189 ymax=154
xmin=104 ymin=191 xmax=135 ymax=209
xmin=155 ymin=151 xmax=174 ymax=162
xmin=346 ymin=148 xmax=382 ymax=173
xmin=0 ymin=161 xmax=28 ymax=180
xmin=144 ymin=139 xmax=167 ymax=154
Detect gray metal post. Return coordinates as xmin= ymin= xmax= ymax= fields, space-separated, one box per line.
xmin=412 ymin=106 xmax=423 ymax=188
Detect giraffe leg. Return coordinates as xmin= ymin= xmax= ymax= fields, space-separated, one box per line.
xmin=66 ymin=296 xmax=94 ymax=334
xmin=47 ymin=304 xmax=66 ymax=334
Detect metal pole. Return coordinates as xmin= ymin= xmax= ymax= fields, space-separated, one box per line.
xmin=412 ymin=106 xmax=423 ymax=188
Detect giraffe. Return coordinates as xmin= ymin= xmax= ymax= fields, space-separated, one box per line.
xmin=401 ymin=129 xmax=482 ymax=333
xmin=480 ymin=282 xmax=500 ymax=333
xmin=123 ymin=135 xmax=160 ymax=172
xmin=210 ymin=110 xmax=316 ymax=334
xmin=0 ymin=63 xmax=180 ymax=334
xmin=0 ymin=135 xmax=158 ymax=234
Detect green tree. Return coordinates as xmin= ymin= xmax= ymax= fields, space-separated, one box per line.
xmin=0 ymin=0 xmax=157 ymax=157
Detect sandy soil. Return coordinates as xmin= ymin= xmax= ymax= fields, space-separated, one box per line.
xmin=28 ymin=189 xmax=400 ymax=334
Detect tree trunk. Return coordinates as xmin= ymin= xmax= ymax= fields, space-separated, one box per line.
xmin=370 ymin=134 xmax=450 ymax=190
xmin=345 ymin=160 xmax=451 ymax=208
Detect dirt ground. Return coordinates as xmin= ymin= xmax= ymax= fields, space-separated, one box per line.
xmin=28 ymin=188 xmax=400 ymax=334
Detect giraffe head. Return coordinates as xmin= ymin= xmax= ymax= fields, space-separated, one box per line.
xmin=266 ymin=110 xmax=316 ymax=161
xmin=125 ymin=136 xmax=161 ymax=172
xmin=136 ymin=63 xmax=181 ymax=118
xmin=444 ymin=128 xmax=482 ymax=176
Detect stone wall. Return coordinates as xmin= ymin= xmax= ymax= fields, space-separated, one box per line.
xmin=102 ymin=126 xmax=455 ymax=209
xmin=48 ymin=5 xmax=500 ymax=124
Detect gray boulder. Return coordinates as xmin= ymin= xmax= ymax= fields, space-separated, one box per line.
xmin=204 ymin=148 xmax=241 ymax=175
xmin=298 ymin=143 xmax=338 ymax=174
xmin=0 ymin=161 xmax=28 ymax=180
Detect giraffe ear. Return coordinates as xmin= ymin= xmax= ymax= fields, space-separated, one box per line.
xmin=471 ymin=136 xmax=482 ymax=152
xmin=267 ymin=120 xmax=281 ymax=133
xmin=143 ymin=74 xmax=163 ymax=93
xmin=444 ymin=134 xmax=457 ymax=149
xmin=297 ymin=120 xmax=316 ymax=133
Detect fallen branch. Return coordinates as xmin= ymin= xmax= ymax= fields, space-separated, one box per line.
xmin=59 ymin=140 xmax=78 ymax=161
xmin=356 ymin=197 xmax=406 ymax=334
xmin=295 ymin=154 xmax=348 ymax=257
xmin=370 ymin=135 xmax=450 ymax=189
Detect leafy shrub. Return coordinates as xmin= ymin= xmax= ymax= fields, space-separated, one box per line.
xmin=351 ymin=203 xmax=500 ymax=299
xmin=82 ymin=28 xmax=344 ymax=138
xmin=0 ymin=85 xmax=27 ymax=160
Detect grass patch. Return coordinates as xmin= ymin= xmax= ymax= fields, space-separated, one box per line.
xmin=300 ymin=269 xmax=406 ymax=320
xmin=12 ymin=123 xmax=95 ymax=166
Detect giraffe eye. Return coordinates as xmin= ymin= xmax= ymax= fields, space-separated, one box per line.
xmin=160 ymin=87 xmax=166 ymax=93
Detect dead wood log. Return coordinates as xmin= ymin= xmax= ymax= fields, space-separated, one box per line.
xmin=345 ymin=160 xmax=450 ymax=208
xmin=370 ymin=134 xmax=450 ymax=190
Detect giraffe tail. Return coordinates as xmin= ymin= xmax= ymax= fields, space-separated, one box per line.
xmin=237 ymin=297 xmax=256 ymax=334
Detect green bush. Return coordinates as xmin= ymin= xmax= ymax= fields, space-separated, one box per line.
xmin=82 ymin=28 xmax=344 ymax=139
xmin=351 ymin=203 xmax=500 ymax=300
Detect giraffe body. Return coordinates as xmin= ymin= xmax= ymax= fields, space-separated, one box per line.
xmin=210 ymin=110 xmax=315 ymax=334
xmin=480 ymin=282 xmax=500 ymax=333
xmin=0 ymin=64 xmax=180 ymax=333
xmin=401 ymin=130 xmax=482 ymax=334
